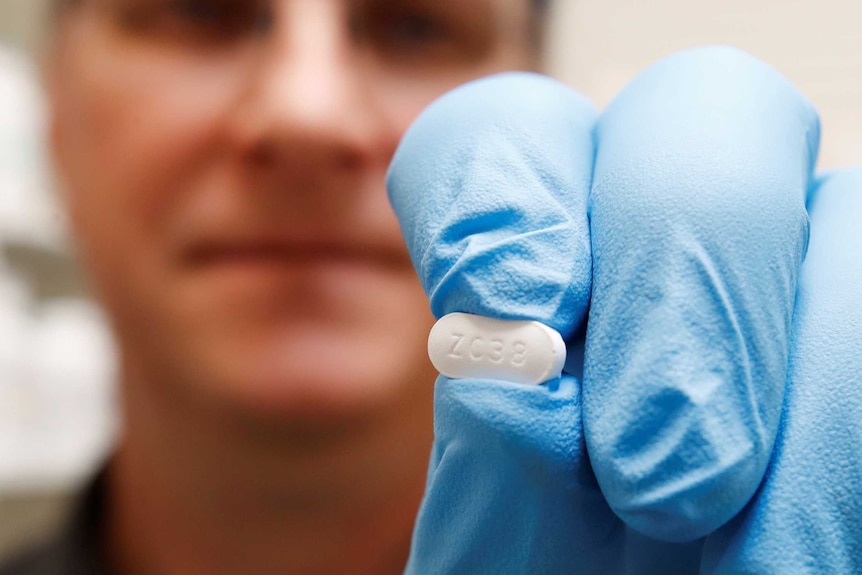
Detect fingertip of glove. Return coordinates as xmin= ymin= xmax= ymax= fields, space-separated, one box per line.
xmin=386 ymin=72 xmax=597 ymax=338
xmin=599 ymin=45 xmax=821 ymax=173
xmin=387 ymin=72 xmax=597 ymax=210
xmin=592 ymin=46 xmax=816 ymax=265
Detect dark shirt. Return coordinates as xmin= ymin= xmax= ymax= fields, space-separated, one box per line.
xmin=0 ymin=473 xmax=110 ymax=575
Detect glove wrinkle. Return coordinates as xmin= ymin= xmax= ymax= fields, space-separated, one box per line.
xmin=586 ymin=46 xmax=818 ymax=542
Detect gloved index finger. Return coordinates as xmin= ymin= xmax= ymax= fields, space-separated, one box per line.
xmin=387 ymin=72 xmax=596 ymax=341
xmin=585 ymin=46 xmax=820 ymax=542
xmin=388 ymin=73 xmax=612 ymax=574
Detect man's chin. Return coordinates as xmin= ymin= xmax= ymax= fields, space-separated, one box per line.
xmin=187 ymin=327 xmax=435 ymax=423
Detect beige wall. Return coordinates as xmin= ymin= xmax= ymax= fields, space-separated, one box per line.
xmin=0 ymin=0 xmax=48 ymax=53
xmin=546 ymin=0 xmax=862 ymax=169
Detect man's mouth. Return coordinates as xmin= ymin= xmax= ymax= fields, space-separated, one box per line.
xmin=183 ymin=238 xmax=410 ymax=274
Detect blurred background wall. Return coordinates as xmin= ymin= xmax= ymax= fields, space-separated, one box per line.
xmin=0 ymin=0 xmax=45 ymax=53
xmin=544 ymin=0 xmax=862 ymax=168
xmin=0 ymin=0 xmax=115 ymax=561
xmin=0 ymin=0 xmax=860 ymax=561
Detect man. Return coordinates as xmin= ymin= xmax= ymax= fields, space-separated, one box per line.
xmin=6 ymin=1 xmax=553 ymax=573
xmin=5 ymin=0 xmax=862 ymax=573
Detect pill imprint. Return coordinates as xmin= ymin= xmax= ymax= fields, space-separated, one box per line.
xmin=428 ymin=313 xmax=566 ymax=385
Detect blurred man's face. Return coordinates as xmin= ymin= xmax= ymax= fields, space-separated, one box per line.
xmin=49 ymin=0 xmax=538 ymax=419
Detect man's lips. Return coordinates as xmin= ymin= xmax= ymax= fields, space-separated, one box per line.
xmin=182 ymin=239 xmax=411 ymax=272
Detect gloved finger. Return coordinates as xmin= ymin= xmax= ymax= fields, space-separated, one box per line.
xmin=388 ymin=72 xmax=593 ymax=339
xmin=586 ymin=46 xmax=820 ymax=542
xmin=388 ymin=74 xmax=616 ymax=573
xmin=703 ymin=168 xmax=862 ymax=573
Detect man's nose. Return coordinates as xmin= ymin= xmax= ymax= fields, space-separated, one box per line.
xmin=230 ymin=0 xmax=386 ymax=172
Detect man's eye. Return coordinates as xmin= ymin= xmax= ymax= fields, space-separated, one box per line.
xmin=169 ymin=0 xmax=271 ymax=34
xmin=121 ymin=0 xmax=271 ymax=43
xmin=355 ymin=7 xmax=457 ymax=54
xmin=384 ymin=12 xmax=451 ymax=47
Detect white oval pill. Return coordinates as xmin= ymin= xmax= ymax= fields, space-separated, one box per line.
xmin=428 ymin=313 xmax=566 ymax=385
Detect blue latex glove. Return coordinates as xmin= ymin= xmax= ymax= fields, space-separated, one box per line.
xmin=701 ymin=169 xmax=862 ymax=573
xmin=388 ymin=46 xmax=823 ymax=573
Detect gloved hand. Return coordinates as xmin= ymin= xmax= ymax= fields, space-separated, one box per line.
xmin=701 ymin=169 xmax=862 ymax=574
xmin=388 ymin=46 xmax=826 ymax=574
